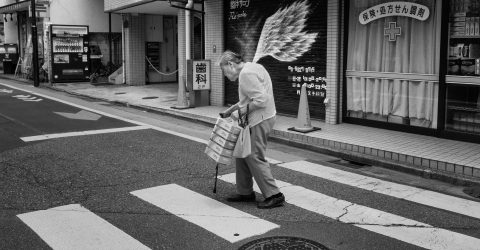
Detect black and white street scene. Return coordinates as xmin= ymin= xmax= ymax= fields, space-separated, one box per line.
xmin=1 ymin=0 xmax=480 ymax=249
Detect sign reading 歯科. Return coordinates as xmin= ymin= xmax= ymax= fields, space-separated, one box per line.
xmin=192 ymin=60 xmax=211 ymax=90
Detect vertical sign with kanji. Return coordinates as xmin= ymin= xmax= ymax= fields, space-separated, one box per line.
xmin=192 ymin=60 xmax=211 ymax=90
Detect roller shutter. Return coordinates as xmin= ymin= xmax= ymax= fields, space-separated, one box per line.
xmin=224 ymin=0 xmax=328 ymax=119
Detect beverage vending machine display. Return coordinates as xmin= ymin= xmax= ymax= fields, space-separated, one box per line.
xmin=50 ymin=25 xmax=89 ymax=83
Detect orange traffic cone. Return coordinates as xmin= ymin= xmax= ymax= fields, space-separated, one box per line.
xmin=171 ymin=76 xmax=190 ymax=109
xmin=288 ymin=83 xmax=321 ymax=133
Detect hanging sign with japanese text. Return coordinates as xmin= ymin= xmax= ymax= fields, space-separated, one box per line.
xmin=359 ymin=2 xmax=430 ymax=25
xmin=192 ymin=60 xmax=211 ymax=90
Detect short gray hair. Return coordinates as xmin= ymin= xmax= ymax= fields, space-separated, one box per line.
xmin=216 ymin=50 xmax=243 ymax=66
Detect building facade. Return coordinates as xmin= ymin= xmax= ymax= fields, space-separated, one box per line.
xmin=345 ymin=0 xmax=480 ymax=143
xmin=92 ymin=0 xmax=480 ymax=143
xmin=0 ymin=0 xmax=122 ymax=81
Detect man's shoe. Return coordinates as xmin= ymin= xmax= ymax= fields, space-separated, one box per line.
xmin=257 ymin=193 xmax=285 ymax=209
xmin=226 ymin=193 xmax=256 ymax=202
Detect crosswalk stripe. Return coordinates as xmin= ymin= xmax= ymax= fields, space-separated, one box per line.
xmin=130 ymin=184 xmax=279 ymax=243
xmin=20 ymin=125 xmax=151 ymax=142
xmin=265 ymin=157 xmax=283 ymax=165
xmin=219 ymin=173 xmax=480 ymax=250
xmin=279 ymin=161 xmax=480 ymax=220
xmin=17 ymin=204 xmax=151 ymax=250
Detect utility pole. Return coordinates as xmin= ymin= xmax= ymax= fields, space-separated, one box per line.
xmin=31 ymin=0 xmax=39 ymax=87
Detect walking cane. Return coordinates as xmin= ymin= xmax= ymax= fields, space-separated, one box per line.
xmin=213 ymin=163 xmax=219 ymax=193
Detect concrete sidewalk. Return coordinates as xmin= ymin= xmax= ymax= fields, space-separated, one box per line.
xmin=2 ymin=75 xmax=480 ymax=185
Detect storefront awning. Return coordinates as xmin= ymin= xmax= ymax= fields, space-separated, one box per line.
xmin=0 ymin=0 xmax=30 ymax=14
xmin=107 ymin=0 xmax=202 ymax=15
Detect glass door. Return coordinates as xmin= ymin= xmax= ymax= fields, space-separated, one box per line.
xmin=445 ymin=0 xmax=480 ymax=136
xmin=345 ymin=0 xmax=441 ymax=130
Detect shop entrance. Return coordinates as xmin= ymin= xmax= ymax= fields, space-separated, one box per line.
xmin=344 ymin=0 xmax=441 ymax=132
xmin=344 ymin=0 xmax=480 ymax=143
xmin=223 ymin=0 xmax=328 ymax=119
xmin=145 ymin=15 xmax=178 ymax=84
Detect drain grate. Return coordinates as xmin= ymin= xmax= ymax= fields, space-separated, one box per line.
xmin=463 ymin=186 xmax=480 ymax=199
xmin=142 ymin=96 xmax=159 ymax=99
xmin=328 ymin=159 xmax=370 ymax=169
xmin=239 ymin=236 xmax=330 ymax=250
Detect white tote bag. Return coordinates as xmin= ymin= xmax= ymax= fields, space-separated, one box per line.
xmin=232 ymin=105 xmax=251 ymax=158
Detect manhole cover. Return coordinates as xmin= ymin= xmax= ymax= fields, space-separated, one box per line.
xmin=114 ymin=92 xmax=126 ymax=95
xmin=463 ymin=186 xmax=480 ymax=199
xmin=238 ymin=236 xmax=330 ymax=250
xmin=142 ymin=96 xmax=159 ymax=99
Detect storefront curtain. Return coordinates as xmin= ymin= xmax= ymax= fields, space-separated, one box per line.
xmin=346 ymin=0 xmax=439 ymax=128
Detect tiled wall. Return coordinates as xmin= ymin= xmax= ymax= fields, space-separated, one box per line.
xmin=124 ymin=14 xmax=146 ymax=85
xmin=204 ymin=0 xmax=224 ymax=106
xmin=325 ymin=0 xmax=342 ymax=125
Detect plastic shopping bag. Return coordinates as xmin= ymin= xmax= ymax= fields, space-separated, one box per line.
xmin=232 ymin=126 xmax=251 ymax=158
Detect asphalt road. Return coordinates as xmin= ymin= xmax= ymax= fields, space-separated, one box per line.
xmin=1 ymin=81 xmax=480 ymax=250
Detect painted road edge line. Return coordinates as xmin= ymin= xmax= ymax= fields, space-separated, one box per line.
xmin=17 ymin=204 xmax=151 ymax=250
xmin=0 ymin=83 xmax=287 ymax=164
xmin=131 ymin=184 xmax=279 ymax=243
xmin=219 ymin=173 xmax=480 ymax=250
xmin=20 ymin=125 xmax=150 ymax=142
xmin=0 ymin=83 xmax=207 ymax=144
xmin=279 ymin=160 xmax=480 ymax=220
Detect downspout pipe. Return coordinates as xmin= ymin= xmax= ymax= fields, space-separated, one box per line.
xmin=172 ymin=0 xmax=194 ymax=109
xmin=185 ymin=0 xmax=193 ymax=106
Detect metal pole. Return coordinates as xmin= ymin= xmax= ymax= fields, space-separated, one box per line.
xmin=213 ymin=164 xmax=219 ymax=193
xmin=31 ymin=0 xmax=39 ymax=87
xmin=109 ymin=13 xmax=112 ymax=65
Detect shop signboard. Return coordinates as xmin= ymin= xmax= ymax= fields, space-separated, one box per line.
xmin=224 ymin=0 xmax=327 ymax=119
xmin=359 ymin=2 xmax=430 ymax=25
xmin=192 ymin=60 xmax=211 ymax=90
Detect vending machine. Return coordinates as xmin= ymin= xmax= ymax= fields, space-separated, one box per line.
xmin=2 ymin=44 xmax=19 ymax=74
xmin=50 ymin=25 xmax=89 ymax=83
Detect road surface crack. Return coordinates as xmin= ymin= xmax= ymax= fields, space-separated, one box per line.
xmin=336 ymin=203 xmax=354 ymax=221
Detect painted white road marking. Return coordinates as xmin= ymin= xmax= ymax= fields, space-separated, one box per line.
xmin=54 ymin=110 xmax=102 ymax=121
xmin=265 ymin=157 xmax=283 ymax=165
xmin=23 ymin=98 xmax=43 ymax=102
xmin=0 ymin=83 xmax=207 ymax=144
xmin=13 ymin=94 xmax=32 ymax=98
xmin=13 ymin=94 xmax=43 ymax=102
xmin=131 ymin=184 xmax=279 ymax=243
xmin=2 ymin=83 xmax=287 ymax=165
xmin=17 ymin=204 xmax=151 ymax=250
xmin=20 ymin=125 xmax=150 ymax=142
xmin=279 ymin=161 xmax=480 ymax=220
xmin=219 ymin=173 xmax=480 ymax=250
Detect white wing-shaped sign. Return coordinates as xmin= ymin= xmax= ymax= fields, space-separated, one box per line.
xmin=252 ymin=0 xmax=317 ymax=63
xmin=359 ymin=2 xmax=430 ymax=25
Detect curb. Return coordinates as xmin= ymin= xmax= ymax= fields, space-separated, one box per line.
xmin=45 ymin=84 xmax=218 ymax=127
xmin=3 ymin=76 xmax=480 ymax=187
xmin=270 ymin=135 xmax=480 ymax=187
